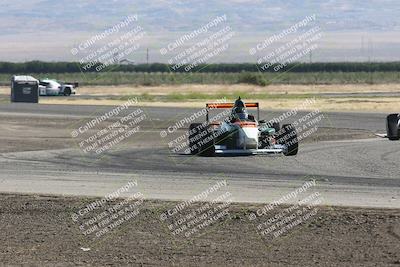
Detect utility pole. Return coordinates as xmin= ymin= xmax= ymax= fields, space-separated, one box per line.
xmin=146 ymin=48 xmax=149 ymax=65
xmin=368 ymin=38 xmax=373 ymax=84
xmin=361 ymin=35 xmax=365 ymax=59
xmin=368 ymin=38 xmax=373 ymax=63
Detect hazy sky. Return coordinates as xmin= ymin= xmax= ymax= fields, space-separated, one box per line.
xmin=0 ymin=0 xmax=399 ymax=63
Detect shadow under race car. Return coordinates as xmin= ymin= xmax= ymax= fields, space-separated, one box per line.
xmin=188 ymin=98 xmax=298 ymax=156
xmin=386 ymin=113 xmax=400 ymax=141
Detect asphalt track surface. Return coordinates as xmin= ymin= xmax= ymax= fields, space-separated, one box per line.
xmin=0 ymin=102 xmax=389 ymax=129
xmin=0 ymin=103 xmax=398 ymax=208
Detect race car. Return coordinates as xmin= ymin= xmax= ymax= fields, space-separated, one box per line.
xmin=39 ymin=79 xmax=77 ymax=96
xmin=188 ymin=97 xmax=298 ymax=156
xmin=386 ymin=113 xmax=400 ymax=140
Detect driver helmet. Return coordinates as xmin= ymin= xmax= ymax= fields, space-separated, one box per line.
xmin=232 ymin=97 xmax=248 ymax=120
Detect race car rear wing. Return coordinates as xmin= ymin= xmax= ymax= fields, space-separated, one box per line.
xmin=206 ymin=102 xmax=260 ymax=122
xmin=206 ymin=103 xmax=259 ymax=108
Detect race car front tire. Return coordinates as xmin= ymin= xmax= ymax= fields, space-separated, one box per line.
xmin=386 ymin=113 xmax=400 ymax=141
xmin=279 ymin=124 xmax=298 ymax=156
xmin=188 ymin=123 xmax=215 ymax=156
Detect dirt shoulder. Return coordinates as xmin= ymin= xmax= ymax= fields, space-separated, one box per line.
xmin=0 ymin=193 xmax=399 ymax=266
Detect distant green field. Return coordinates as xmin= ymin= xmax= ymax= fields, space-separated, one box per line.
xmin=1 ymin=71 xmax=399 ymax=86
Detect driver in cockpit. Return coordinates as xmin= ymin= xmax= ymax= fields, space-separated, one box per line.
xmin=231 ymin=97 xmax=255 ymax=122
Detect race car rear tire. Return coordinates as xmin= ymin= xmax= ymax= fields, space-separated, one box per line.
xmin=189 ymin=123 xmax=202 ymax=154
xmin=188 ymin=123 xmax=215 ymax=156
xmin=198 ymin=123 xmax=215 ymax=157
xmin=64 ymin=88 xmax=71 ymax=96
xmin=386 ymin=113 xmax=400 ymax=140
xmin=280 ymin=124 xmax=298 ymax=156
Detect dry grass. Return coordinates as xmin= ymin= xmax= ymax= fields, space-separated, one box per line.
xmin=1 ymin=84 xmax=399 ymax=112
xmin=46 ymin=83 xmax=400 ymax=95
xmin=2 ymin=83 xmax=400 ymax=96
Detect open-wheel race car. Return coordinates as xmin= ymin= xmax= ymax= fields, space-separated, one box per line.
xmin=188 ymin=97 xmax=298 ymax=156
xmin=386 ymin=113 xmax=400 ymax=140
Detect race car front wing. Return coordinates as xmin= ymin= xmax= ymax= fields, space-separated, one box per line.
xmin=214 ymin=144 xmax=286 ymax=155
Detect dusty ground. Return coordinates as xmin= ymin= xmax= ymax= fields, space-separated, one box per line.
xmin=1 ymin=84 xmax=400 ymax=112
xmin=0 ymin=193 xmax=399 ymax=266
